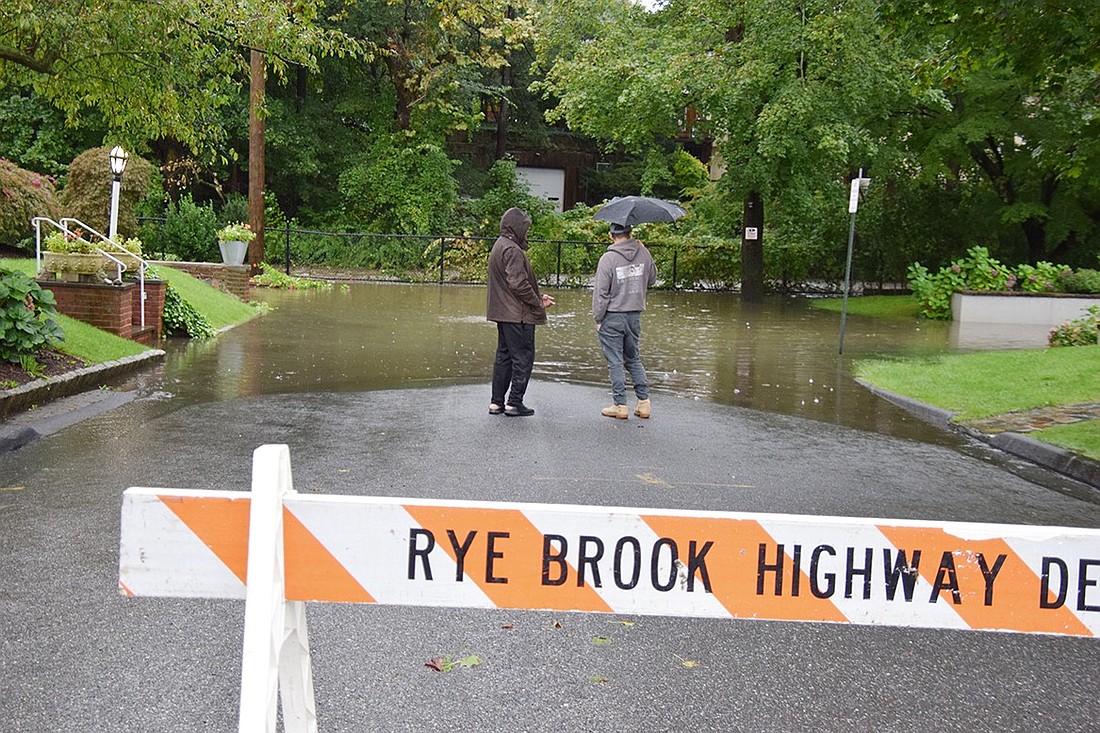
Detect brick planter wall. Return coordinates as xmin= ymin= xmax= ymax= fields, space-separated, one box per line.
xmin=39 ymin=277 xmax=168 ymax=343
xmin=131 ymin=278 xmax=166 ymax=338
xmin=44 ymin=280 xmax=136 ymax=339
xmin=154 ymin=261 xmax=251 ymax=300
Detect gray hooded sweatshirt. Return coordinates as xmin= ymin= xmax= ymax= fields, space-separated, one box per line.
xmin=592 ymin=238 xmax=657 ymax=323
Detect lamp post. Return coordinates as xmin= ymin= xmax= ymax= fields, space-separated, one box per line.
xmin=108 ymin=146 xmax=129 ymax=241
xmin=838 ymin=168 xmax=871 ymax=354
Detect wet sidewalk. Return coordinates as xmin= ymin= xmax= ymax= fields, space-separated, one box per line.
xmin=961 ymin=402 xmax=1100 ymax=434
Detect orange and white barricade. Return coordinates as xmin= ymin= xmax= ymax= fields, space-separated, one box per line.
xmin=119 ymin=445 xmax=1100 ymax=732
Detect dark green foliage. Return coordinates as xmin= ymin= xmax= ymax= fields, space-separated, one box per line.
xmin=0 ymin=158 xmax=60 ymax=248
xmin=451 ymin=159 xmax=554 ymax=239
xmin=338 ymin=138 xmax=458 ymax=235
xmin=0 ymin=268 xmax=64 ymax=363
xmin=148 ymin=195 xmax=219 ymax=262
xmin=1059 ymin=269 xmax=1100 ymax=294
xmin=57 ymin=146 xmax=155 ymax=239
xmin=0 ymin=89 xmax=104 ymax=178
xmin=161 ymin=283 xmax=215 ymax=338
xmin=219 ymin=193 xmax=250 ymax=228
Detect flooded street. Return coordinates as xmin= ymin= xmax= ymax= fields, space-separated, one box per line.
xmin=150 ymin=283 xmax=1012 ymax=446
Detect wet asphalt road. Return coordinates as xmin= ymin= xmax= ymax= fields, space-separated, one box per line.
xmin=2 ymin=380 xmax=1099 ymax=732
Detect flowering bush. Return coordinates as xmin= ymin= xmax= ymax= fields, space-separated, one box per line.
xmin=908 ymin=246 xmax=1093 ymax=319
xmin=0 ymin=158 xmax=60 ymax=247
xmin=217 ymin=221 xmax=255 ymax=242
xmin=1049 ymin=305 xmax=1100 ymax=348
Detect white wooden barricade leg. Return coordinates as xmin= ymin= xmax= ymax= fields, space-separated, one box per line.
xmin=238 ymin=444 xmax=317 ymax=733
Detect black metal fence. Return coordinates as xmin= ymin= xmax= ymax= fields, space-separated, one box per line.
xmin=138 ymin=218 xmax=745 ymax=290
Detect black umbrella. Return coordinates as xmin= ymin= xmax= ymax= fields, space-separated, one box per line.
xmin=592 ymin=196 xmax=687 ymax=226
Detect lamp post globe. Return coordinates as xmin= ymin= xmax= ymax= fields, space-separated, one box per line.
xmin=107 ymin=146 xmax=129 ymax=241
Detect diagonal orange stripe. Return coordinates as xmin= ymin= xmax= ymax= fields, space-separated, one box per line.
xmin=642 ymin=516 xmax=848 ymax=623
xmin=878 ymin=526 xmax=1092 ymax=637
xmin=403 ymin=505 xmax=612 ymax=613
xmin=283 ymin=508 xmax=375 ymax=603
xmin=159 ymin=495 xmax=250 ymax=583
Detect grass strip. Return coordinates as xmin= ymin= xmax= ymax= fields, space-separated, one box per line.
xmin=855 ymin=346 xmax=1100 ymax=420
xmin=1031 ymin=421 xmax=1100 ymax=462
xmin=809 ymin=295 xmax=922 ymax=319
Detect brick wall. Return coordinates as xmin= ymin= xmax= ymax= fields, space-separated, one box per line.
xmin=131 ymin=279 xmax=166 ymax=337
xmin=153 ymin=261 xmax=251 ymax=300
xmin=39 ymin=277 xmax=169 ymax=343
xmin=45 ymin=280 xmax=136 ymax=339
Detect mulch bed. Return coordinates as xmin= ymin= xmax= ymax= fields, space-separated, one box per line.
xmin=0 ymin=349 xmax=89 ymax=389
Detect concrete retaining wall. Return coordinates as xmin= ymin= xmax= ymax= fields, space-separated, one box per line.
xmin=952 ymin=292 xmax=1099 ymax=326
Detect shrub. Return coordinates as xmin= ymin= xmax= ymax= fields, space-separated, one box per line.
xmin=156 ymin=195 xmax=219 ymax=262
xmin=338 ymin=138 xmax=457 ymax=235
xmin=161 ymin=283 xmax=216 ymax=338
xmin=250 ymin=262 xmax=339 ymax=290
xmin=1049 ymin=305 xmax=1100 ymax=347
xmin=58 ymin=146 xmax=154 ymax=239
xmin=0 ymin=158 xmax=60 ymax=249
xmin=909 ymin=246 xmax=1078 ymax=319
xmin=0 ymin=268 xmax=64 ymax=363
xmin=1059 ymin=268 xmax=1100 ymax=294
xmin=1014 ymin=262 xmax=1065 ymax=292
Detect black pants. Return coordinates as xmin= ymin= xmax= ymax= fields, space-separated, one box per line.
xmin=491 ymin=322 xmax=535 ymax=406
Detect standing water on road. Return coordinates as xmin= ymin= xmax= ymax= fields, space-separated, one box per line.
xmin=145 ymin=283 xmax=1008 ymax=447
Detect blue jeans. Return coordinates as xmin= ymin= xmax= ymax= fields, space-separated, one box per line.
xmin=598 ymin=311 xmax=649 ymax=405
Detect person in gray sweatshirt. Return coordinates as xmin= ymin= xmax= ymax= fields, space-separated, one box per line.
xmin=592 ymin=222 xmax=657 ymax=419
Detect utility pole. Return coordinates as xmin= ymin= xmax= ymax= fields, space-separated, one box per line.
xmin=248 ymin=49 xmax=266 ymax=273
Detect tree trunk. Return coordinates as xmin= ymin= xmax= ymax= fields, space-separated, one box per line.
xmin=741 ymin=191 xmax=764 ymax=303
xmin=248 ymin=49 xmax=266 ymax=273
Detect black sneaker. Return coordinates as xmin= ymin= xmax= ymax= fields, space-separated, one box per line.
xmin=504 ymin=403 xmax=534 ymax=417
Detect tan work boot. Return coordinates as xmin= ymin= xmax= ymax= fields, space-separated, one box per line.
xmin=634 ymin=399 xmax=651 ymax=419
xmin=601 ymin=404 xmax=629 ymax=419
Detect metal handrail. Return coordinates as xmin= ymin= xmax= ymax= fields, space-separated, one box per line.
xmin=31 ymin=216 xmax=153 ymax=330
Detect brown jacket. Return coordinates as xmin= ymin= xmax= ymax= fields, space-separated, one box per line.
xmin=486 ymin=208 xmax=546 ymax=325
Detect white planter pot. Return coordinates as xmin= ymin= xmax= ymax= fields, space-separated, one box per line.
xmin=218 ymin=240 xmax=248 ymax=266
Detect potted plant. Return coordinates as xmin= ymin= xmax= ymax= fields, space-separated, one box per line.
xmin=39 ymin=229 xmax=108 ymax=279
xmin=216 ymin=221 xmax=255 ymax=266
xmin=114 ymin=237 xmax=145 ymax=272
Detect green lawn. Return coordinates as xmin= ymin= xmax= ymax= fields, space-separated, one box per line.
xmin=810 ymin=294 xmax=922 ymax=319
xmin=856 ymin=346 xmax=1100 ymax=460
xmin=3 ymin=257 xmax=259 ymax=365
xmin=1031 ymin=421 xmax=1100 ymax=462
xmin=152 ymin=265 xmax=258 ymax=330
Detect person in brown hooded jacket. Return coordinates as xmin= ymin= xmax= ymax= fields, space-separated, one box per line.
xmin=486 ymin=207 xmax=554 ymax=417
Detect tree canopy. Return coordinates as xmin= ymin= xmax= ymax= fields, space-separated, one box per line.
xmin=0 ymin=0 xmax=365 ymax=154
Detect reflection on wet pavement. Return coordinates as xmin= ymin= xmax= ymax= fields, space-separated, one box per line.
xmin=135 ymin=283 xmax=1004 ymax=448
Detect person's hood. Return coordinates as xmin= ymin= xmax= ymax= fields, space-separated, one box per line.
xmin=608 ymin=238 xmax=642 ymax=261
xmin=500 ymin=207 xmax=532 ymax=249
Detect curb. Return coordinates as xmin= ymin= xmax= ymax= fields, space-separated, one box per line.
xmin=855 ymin=378 xmax=1100 ymax=490
xmin=0 ymin=349 xmax=166 ymax=423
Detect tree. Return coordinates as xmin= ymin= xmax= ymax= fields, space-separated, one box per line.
xmin=533 ymin=0 xmax=907 ymax=292
xmin=885 ymin=0 xmax=1100 ymax=266
xmin=0 ymin=0 xmax=363 ymax=154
